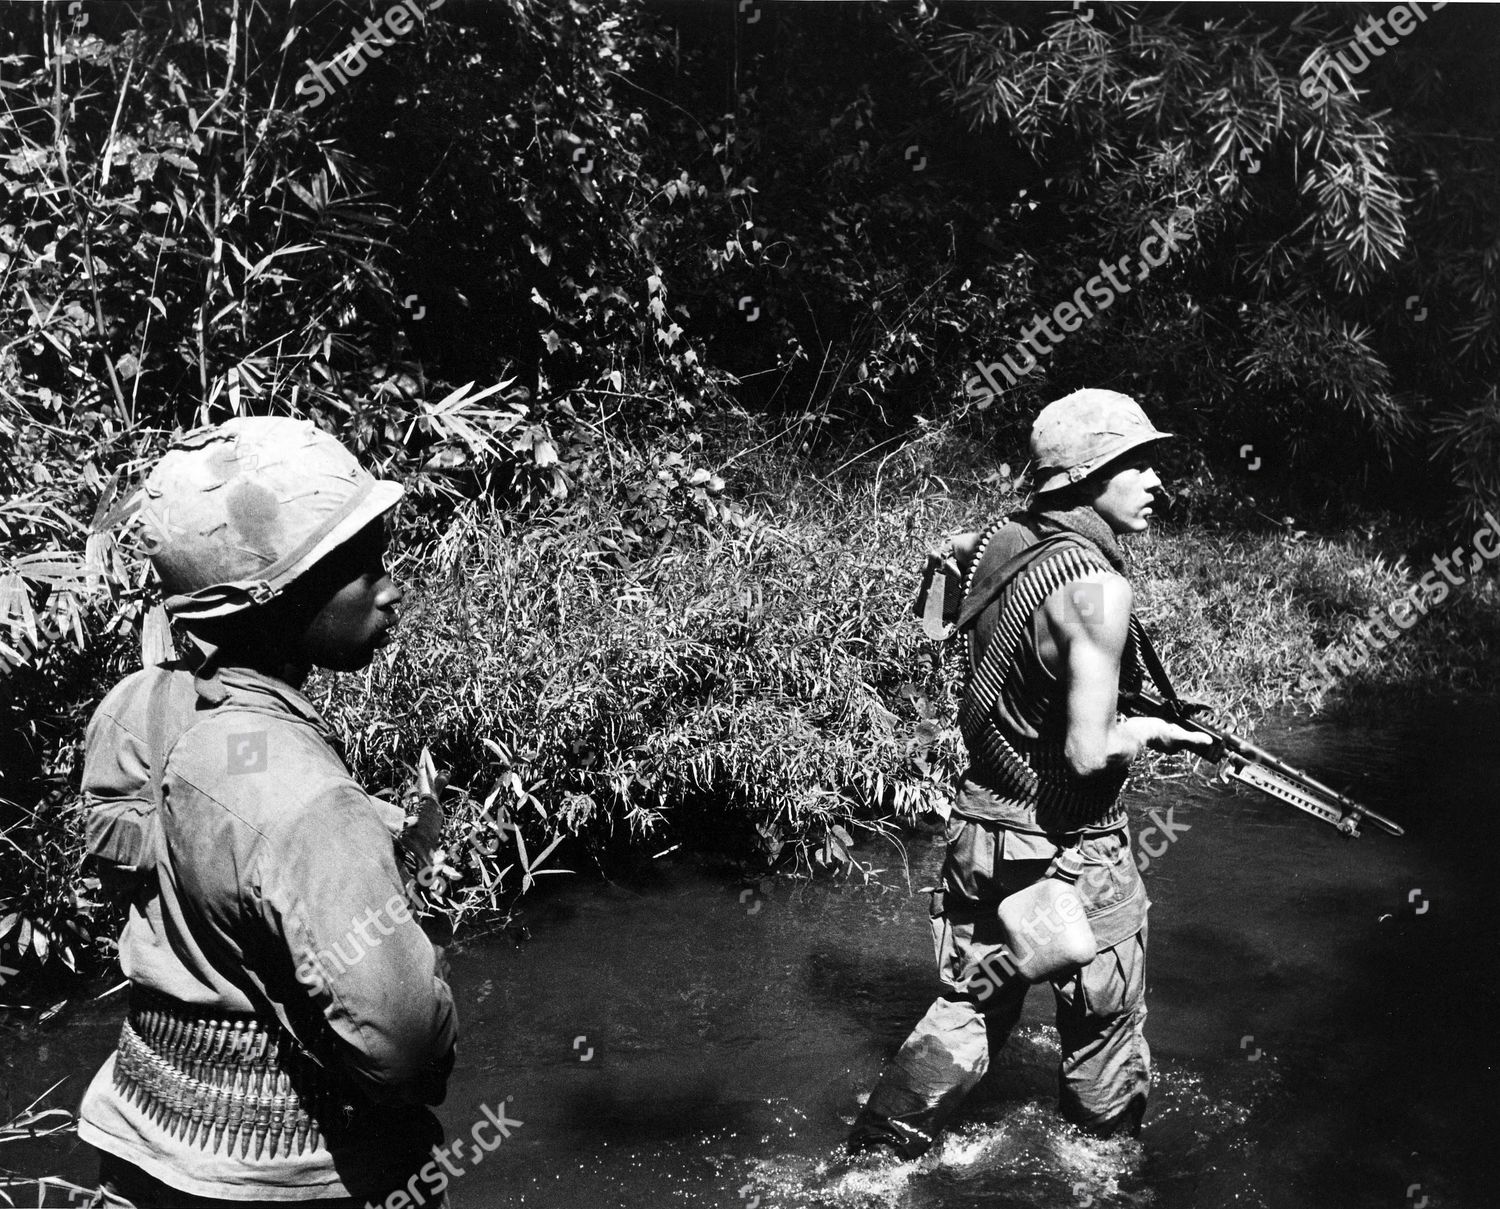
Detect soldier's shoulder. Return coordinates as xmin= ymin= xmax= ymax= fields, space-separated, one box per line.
xmin=86 ymin=663 xmax=199 ymax=743
xmin=89 ymin=662 xmax=175 ymax=717
xmin=165 ymin=706 xmax=366 ymax=829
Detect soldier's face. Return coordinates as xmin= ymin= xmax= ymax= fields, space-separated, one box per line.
xmin=296 ymin=520 xmax=403 ymax=671
xmin=1090 ymin=453 xmax=1163 ymax=534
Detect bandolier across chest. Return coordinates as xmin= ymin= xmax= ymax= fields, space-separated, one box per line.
xmin=958 ymin=532 xmax=1141 ymax=834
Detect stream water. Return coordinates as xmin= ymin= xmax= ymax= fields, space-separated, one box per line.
xmin=2 ymin=696 xmax=1493 ymax=1208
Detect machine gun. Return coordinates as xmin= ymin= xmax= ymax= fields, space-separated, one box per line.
xmin=1121 ymin=687 xmax=1405 ymax=838
xmin=1123 ymin=614 xmax=1404 ymax=839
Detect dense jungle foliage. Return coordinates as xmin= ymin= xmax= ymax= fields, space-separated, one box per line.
xmin=1 ymin=0 xmax=1498 ymax=996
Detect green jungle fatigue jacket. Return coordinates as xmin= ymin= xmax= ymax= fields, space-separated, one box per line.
xmin=78 ymin=663 xmax=457 ymax=1201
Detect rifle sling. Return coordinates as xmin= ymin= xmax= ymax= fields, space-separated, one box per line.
xmin=1127 ymin=616 xmax=1182 ymax=711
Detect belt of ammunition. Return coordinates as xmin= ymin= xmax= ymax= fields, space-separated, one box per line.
xmin=111 ymin=986 xmax=366 ymax=1159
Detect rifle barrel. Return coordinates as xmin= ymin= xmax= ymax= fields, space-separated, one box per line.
xmin=1127 ymin=691 xmax=1404 ymax=838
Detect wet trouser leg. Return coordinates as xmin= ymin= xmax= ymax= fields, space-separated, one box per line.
xmin=851 ymin=908 xmax=1149 ymax=1156
xmin=849 ymin=980 xmax=1028 ymax=1157
xmin=849 ymin=890 xmax=1028 ymax=1158
xmin=1053 ymin=919 xmax=1150 ymax=1136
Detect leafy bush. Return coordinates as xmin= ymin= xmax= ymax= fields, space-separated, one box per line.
xmin=307 ymin=429 xmax=993 ymax=930
xmin=309 ymin=420 xmax=1500 ymax=937
xmin=1131 ymin=517 xmax=1500 ymax=728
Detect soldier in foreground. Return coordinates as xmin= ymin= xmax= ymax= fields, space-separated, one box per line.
xmin=849 ymin=389 xmax=1211 ymax=1158
xmin=78 ymin=417 xmax=457 ymax=1206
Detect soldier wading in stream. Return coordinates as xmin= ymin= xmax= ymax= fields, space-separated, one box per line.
xmin=848 ymin=389 xmax=1212 ymax=1158
xmin=77 ymin=417 xmax=457 ymax=1206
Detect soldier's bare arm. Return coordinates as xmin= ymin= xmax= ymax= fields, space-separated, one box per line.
xmin=1042 ymin=574 xmax=1210 ymax=778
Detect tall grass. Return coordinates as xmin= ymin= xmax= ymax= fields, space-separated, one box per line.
xmin=309 ymin=438 xmax=1005 ymax=933
xmin=1132 ymin=519 xmax=1500 ymax=726
xmin=299 ymin=427 xmax=1500 ymax=939
xmin=5 ymin=423 xmax=1495 ymax=988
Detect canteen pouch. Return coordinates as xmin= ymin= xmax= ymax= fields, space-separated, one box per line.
xmin=995 ymin=872 xmax=1097 ymax=984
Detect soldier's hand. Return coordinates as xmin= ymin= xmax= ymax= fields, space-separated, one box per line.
xmin=399 ymin=747 xmax=449 ymax=874
xmin=1148 ymin=720 xmax=1217 ymax=755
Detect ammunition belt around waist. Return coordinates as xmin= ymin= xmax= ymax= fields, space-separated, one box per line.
xmin=960 ymin=733 xmax=1129 ymax=834
xmin=112 ymin=985 xmax=370 ymax=1160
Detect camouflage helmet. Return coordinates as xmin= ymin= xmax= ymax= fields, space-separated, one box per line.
xmin=1030 ymin=388 xmax=1172 ymax=494
xmin=138 ymin=417 xmax=402 ymax=621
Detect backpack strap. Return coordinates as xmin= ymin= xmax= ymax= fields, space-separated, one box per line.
xmin=145 ymin=676 xmax=170 ymax=822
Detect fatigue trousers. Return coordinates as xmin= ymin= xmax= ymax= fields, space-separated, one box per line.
xmin=850 ymin=869 xmax=1150 ymax=1158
